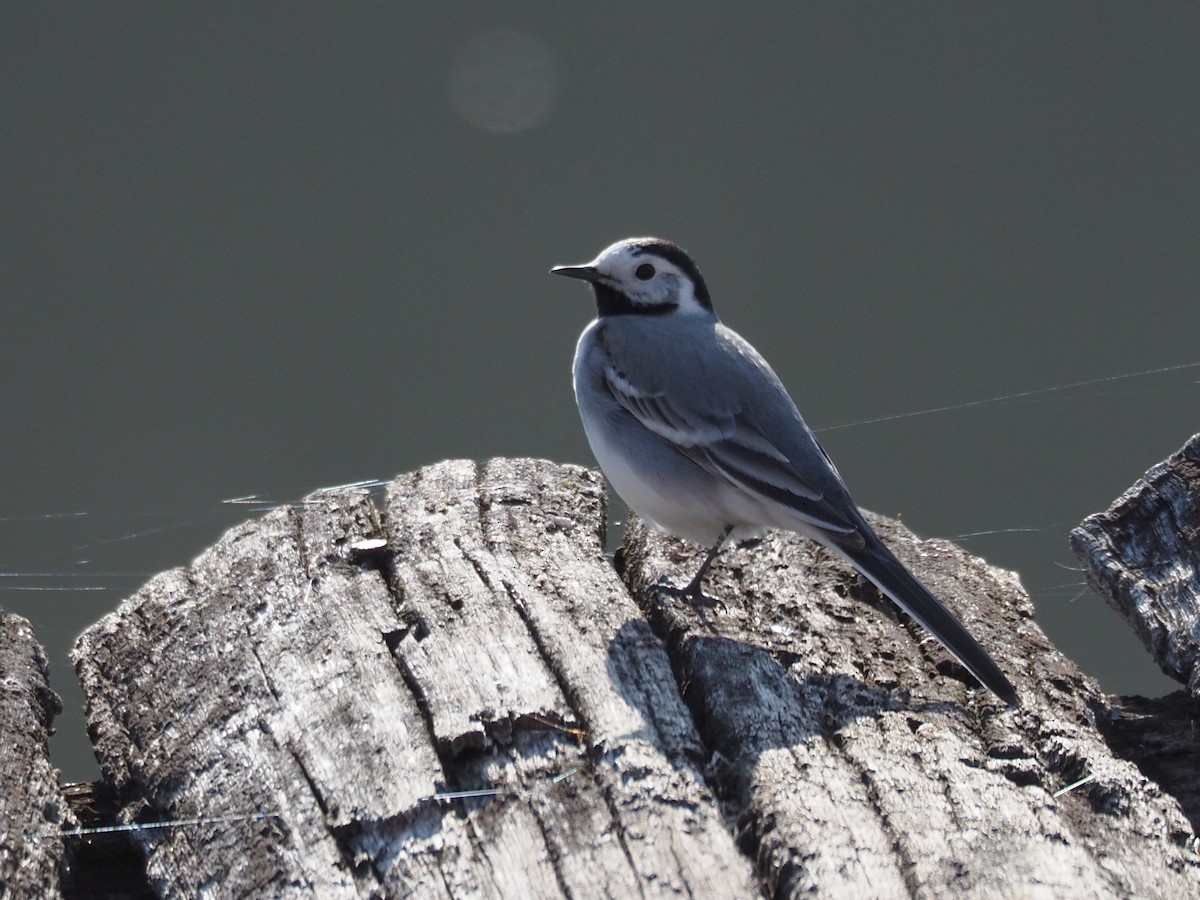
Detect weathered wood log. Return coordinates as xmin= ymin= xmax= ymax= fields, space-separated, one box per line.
xmin=1071 ymin=432 xmax=1200 ymax=696
xmin=71 ymin=460 xmax=755 ymax=897
xmin=623 ymin=511 xmax=1200 ymax=896
xmin=1096 ymin=691 xmax=1200 ymax=842
xmin=0 ymin=611 xmax=69 ymax=898
xmin=1070 ymin=432 xmax=1200 ymax=850
xmin=57 ymin=457 xmax=1200 ymax=896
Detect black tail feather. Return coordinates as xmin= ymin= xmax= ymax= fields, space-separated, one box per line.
xmin=834 ymin=531 xmax=1018 ymax=706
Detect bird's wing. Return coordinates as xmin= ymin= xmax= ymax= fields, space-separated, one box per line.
xmin=601 ymin=360 xmax=862 ymax=540
xmin=595 ymin=322 xmax=1016 ymax=704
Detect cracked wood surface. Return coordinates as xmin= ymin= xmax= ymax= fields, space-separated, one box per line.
xmin=56 ymin=456 xmax=1200 ymax=896
xmin=72 ymin=459 xmax=753 ymax=897
xmin=1072 ymin=431 xmax=1200 ymax=697
xmin=623 ymin=514 xmax=1200 ymax=896
xmin=0 ymin=611 xmax=70 ymax=898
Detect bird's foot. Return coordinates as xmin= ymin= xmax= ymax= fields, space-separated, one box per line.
xmin=652 ymin=573 xmax=726 ymax=610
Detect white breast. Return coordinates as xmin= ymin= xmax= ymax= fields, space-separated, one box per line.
xmin=572 ymin=320 xmax=770 ymax=547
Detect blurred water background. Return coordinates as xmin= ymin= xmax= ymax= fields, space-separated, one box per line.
xmin=3 ymin=4 xmax=1197 ymax=781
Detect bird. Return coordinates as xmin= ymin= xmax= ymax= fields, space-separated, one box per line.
xmin=551 ymin=237 xmax=1018 ymax=706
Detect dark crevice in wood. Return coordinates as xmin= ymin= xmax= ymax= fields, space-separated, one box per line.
xmin=633 ymin=596 xmax=787 ymax=886
xmin=60 ymin=781 xmax=154 ymax=900
xmin=1099 ymin=691 xmax=1200 ymax=837
xmin=385 ymin=619 xmax=452 ymax=764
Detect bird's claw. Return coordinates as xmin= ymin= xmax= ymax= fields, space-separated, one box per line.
xmin=652 ymin=574 xmax=726 ymax=610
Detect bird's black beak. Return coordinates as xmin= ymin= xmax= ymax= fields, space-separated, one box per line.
xmin=550 ymin=264 xmax=601 ymax=283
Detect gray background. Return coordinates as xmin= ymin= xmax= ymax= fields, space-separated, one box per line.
xmin=3 ymin=3 xmax=1197 ymax=782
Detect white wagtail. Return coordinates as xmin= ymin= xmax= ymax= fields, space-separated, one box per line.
xmin=552 ymin=237 xmax=1017 ymax=705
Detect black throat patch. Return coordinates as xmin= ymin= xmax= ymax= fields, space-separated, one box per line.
xmin=593 ymin=282 xmax=677 ymax=317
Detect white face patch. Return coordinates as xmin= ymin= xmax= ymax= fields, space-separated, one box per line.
xmin=586 ymin=239 xmax=711 ymax=316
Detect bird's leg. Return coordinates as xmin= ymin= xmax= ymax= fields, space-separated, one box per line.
xmin=676 ymin=525 xmax=729 ymax=602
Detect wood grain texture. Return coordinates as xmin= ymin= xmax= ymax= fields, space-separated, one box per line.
xmin=72 ymin=459 xmax=754 ymax=897
xmin=74 ymin=486 xmax=406 ymax=896
xmin=621 ymin=509 xmax=1200 ymax=897
xmin=57 ymin=455 xmax=1200 ymax=897
xmin=1071 ymin=432 xmax=1200 ymax=695
xmin=0 ymin=610 xmax=69 ymax=899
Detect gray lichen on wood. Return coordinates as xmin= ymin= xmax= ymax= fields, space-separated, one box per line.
xmin=1071 ymin=432 xmax=1200 ymax=696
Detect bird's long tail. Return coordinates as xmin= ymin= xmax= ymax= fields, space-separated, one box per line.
xmin=830 ymin=529 xmax=1018 ymax=706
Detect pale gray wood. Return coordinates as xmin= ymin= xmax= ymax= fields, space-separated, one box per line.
xmin=1071 ymin=432 xmax=1200 ymax=696
xmin=0 ymin=610 xmax=69 ymax=899
xmin=621 ymin=510 xmax=1200 ymax=897
xmin=75 ymin=487 xmax=429 ymax=897
xmin=374 ymin=458 xmax=757 ymax=897
xmin=73 ymin=459 xmax=756 ymax=898
xmin=62 ymin=455 xmax=1200 ymax=897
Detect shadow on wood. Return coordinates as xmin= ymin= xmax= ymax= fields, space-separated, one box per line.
xmin=3 ymin=454 xmax=1199 ymax=897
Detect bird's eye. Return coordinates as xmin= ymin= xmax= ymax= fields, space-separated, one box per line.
xmin=634 ymin=263 xmax=655 ymax=281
